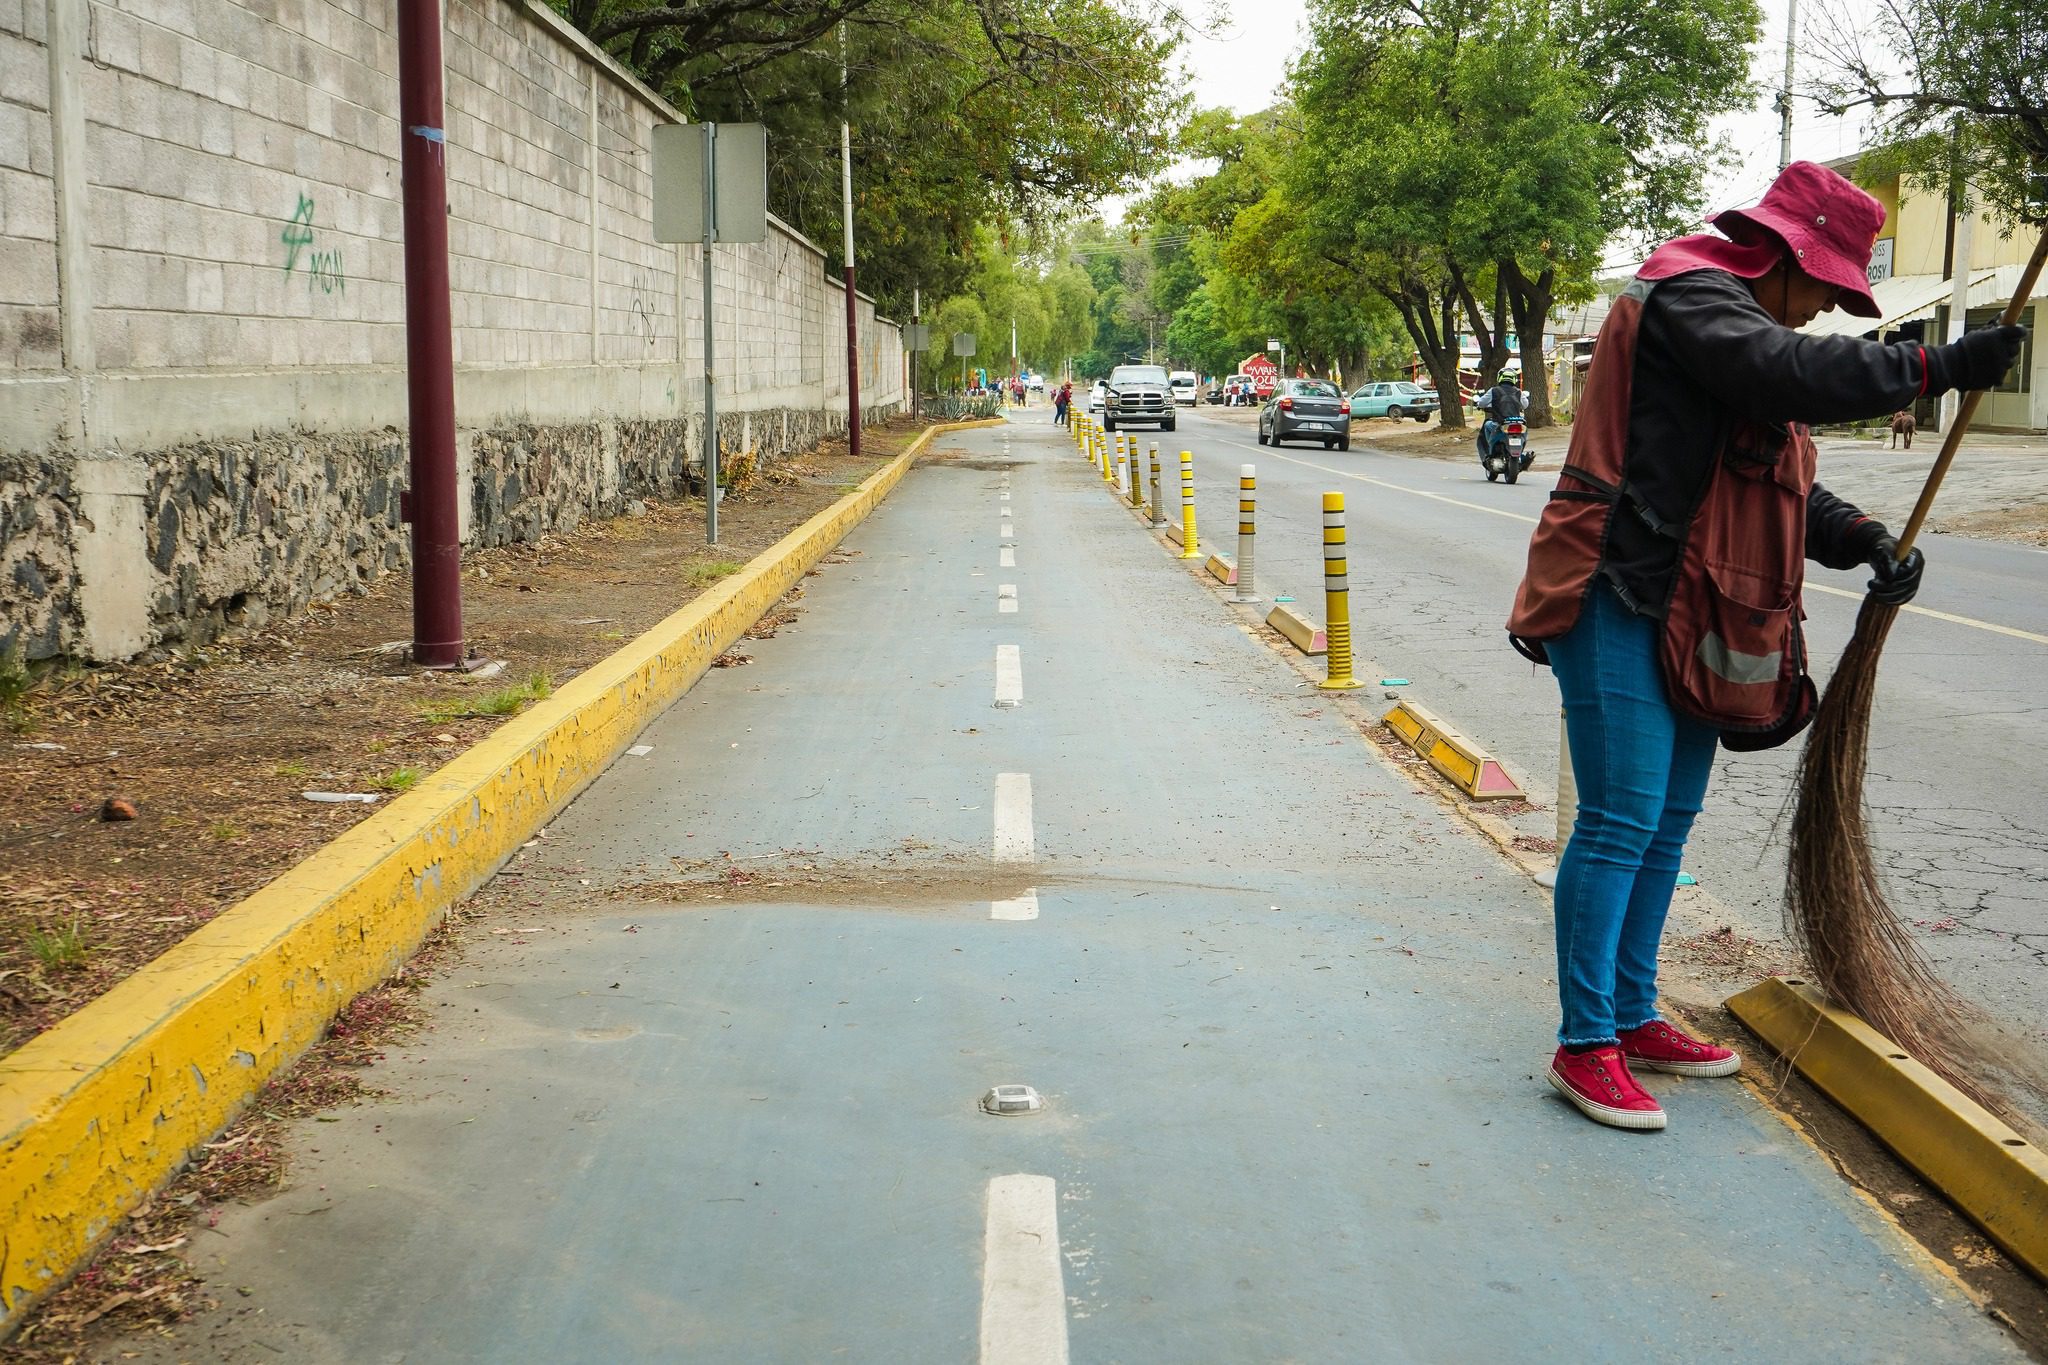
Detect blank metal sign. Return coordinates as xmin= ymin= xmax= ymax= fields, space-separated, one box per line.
xmin=651 ymin=122 xmax=767 ymax=244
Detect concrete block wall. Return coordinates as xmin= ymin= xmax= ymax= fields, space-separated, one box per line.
xmin=0 ymin=0 xmax=906 ymax=662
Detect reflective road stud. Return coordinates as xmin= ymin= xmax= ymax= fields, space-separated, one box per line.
xmin=1178 ymin=451 xmax=1201 ymax=559
xmin=1149 ymin=446 xmax=1166 ymax=527
xmin=1318 ymin=491 xmax=1361 ymax=690
xmin=1231 ymin=464 xmax=1261 ymax=604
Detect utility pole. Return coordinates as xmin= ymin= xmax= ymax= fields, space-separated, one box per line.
xmin=1776 ymin=0 xmax=1796 ymax=171
xmin=911 ymin=282 xmax=920 ymax=419
xmin=396 ymin=0 xmax=463 ymax=667
xmin=1942 ymin=183 xmax=1975 ymax=434
xmin=1011 ymin=315 xmax=1018 ymax=381
xmin=839 ymin=24 xmax=860 ymax=458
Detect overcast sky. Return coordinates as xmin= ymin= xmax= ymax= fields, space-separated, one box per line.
xmin=1160 ymin=0 xmax=1886 ymax=253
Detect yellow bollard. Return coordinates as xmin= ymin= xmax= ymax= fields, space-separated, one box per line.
xmin=1178 ymin=450 xmax=1201 ymax=559
xmin=1112 ymin=435 xmax=1126 ymax=487
xmin=1128 ymin=440 xmax=1145 ymax=508
xmin=1149 ymin=445 xmax=1165 ymax=526
xmin=1319 ymin=491 xmax=1362 ymax=690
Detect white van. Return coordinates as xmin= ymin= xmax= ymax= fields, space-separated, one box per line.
xmin=1169 ymin=370 xmax=1199 ymax=406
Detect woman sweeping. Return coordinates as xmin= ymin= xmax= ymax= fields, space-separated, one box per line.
xmin=1506 ymin=160 xmax=2026 ymax=1132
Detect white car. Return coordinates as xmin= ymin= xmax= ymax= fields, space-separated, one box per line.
xmin=1169 ymin=371 xmax=1199 ymax=406
xmin=1088 ymin=380 xmax=1107 ymax=412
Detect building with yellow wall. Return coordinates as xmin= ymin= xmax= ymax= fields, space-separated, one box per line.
xmin=1818 ymin=153 xmax=2041 ymax=433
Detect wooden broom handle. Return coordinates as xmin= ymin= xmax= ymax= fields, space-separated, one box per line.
xmin=1895 ymin=227 xmax=2048 ymax=557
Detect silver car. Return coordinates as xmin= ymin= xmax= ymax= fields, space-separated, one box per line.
xmin=1258 ymin=379 xmax=1351 ymax=450
xmin=1102 ymin=364 xmax=1176 ymax=432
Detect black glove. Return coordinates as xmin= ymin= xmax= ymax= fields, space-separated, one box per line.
xmin=1924 ymin=325 xmax=2027 ymax=394
xmin=1866 ymin=534 xmax=1925 ymax=606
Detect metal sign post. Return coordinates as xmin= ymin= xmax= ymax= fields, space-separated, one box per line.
xmin=953 ymin=331 xmax=975 ymax=393
xmin=652 ymin=122 xmax=767 ymax=546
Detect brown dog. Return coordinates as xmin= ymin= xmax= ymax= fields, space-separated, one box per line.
xmin=1890 ymin=409 xmax=1916 ymax=449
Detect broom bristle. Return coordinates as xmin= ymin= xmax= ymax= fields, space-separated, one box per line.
xmin=1785 ymin=596 xmax=1992 ymax=1106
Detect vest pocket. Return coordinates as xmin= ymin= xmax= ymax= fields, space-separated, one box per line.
xmin=1674 ymin=560 xmax=1794 ymax=725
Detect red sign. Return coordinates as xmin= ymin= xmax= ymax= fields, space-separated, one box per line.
xmin=1241 ymin=354 xmax=1278 ymax=396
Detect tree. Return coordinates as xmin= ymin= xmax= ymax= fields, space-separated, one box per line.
xmin=1295 ymin=0 xmax=1760 ymax=423
xmin=1810 ymin=0 xmax=2048 ymax=232
xmin=554 ymin=0 xmax=1191 ymax=315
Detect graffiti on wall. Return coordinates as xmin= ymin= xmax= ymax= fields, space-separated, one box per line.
xmin=281 ymin=193 xmax=346 ymax=297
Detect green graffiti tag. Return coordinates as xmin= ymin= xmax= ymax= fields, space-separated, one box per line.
xmin=281 ymin=194 xmax=315 ymax=273
xmin=280 ymin=193 xmax=345 ymax=296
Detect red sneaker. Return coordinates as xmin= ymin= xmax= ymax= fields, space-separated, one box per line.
xmin=1619 ymin=1020 xmax=1742 ymax=1078
xmin=1547 ymin=1046 xmax=1667 ymax=1131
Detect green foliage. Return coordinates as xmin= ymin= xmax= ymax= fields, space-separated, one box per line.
xmin=372 ymin=767 xmax=423 ymax=793
xmin=418 ymin=672 xmax=555 ymax=724
xmin=27 ymin=918 xmax=88 ymax=970
xmin=555 ymin=0 xmax=1189 ymax=315
xmin=682 ymin=558 xmax=746 ymax=588
xmin=1811 ymin=0 xmax=2047 ymax=232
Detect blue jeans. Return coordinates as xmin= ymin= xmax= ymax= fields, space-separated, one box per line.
xmin=1546 ymin=582 xmax=1719 ymax=1045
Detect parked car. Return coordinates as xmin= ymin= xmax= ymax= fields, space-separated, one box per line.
xmin=1347 ymin=380 xmax=1439 ymax=422
xmin=1257 ymin=378 xmax=1351 ymax=449
xmin=1169 ymin=370 xmax=1199 ymax=406
xmin=1088 ymin=380 xmax=1107 ymax=412
xmin=1102 ymin=364 xmax=1176 ymax=431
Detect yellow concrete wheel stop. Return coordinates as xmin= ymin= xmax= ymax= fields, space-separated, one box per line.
xmin=1382 ymin=699 xmax=1525 ymax=799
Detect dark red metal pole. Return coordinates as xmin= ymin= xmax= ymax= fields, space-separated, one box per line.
xmin=397 ymin=0 xmax=464 ymax=668
xmin=844 ymin=266 xmax=861 ymax=457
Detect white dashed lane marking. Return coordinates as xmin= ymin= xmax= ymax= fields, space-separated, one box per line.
xmin=979 ymin=1174 xmax=1068 ymax=1365
xmin=998 ymin=584 xmax=1018 ymax=614
xmin=994 ymin=645 xmax=1023 ymax=708
xmin=993 ymin=773 xmax=1033 ymax=862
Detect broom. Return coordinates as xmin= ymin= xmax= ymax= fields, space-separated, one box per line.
xmin=1784 ymin=225 xmax=2048 ymax=1107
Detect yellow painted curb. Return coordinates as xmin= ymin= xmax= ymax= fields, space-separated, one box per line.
xmin=1266 ymin=603 xmax=1327 ymax=656
xmin=1727 ymin=977 xmax=2048 ymax=1282
xmin=1204 ymin=552 xmax=1237 ymax=586
xmin=0 ymin=417 xmax=1001 ymax=1329
xmin=1382 ymin=699 xmax=1526 ymax=800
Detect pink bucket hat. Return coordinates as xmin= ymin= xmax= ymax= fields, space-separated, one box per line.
xmin=1708 ymin=160 xmax=1886 ymax=317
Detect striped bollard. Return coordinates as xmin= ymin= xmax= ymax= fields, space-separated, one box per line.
xmin=1231 ymin=465 xmax=1261 ymax=603
xmin=1128 ymin=440 xmax=1145 ymax=508
xmin=1318 ymin=492 xmax=1361 ymax=690
xmin=1113 ymin=435 xmax=1126 ymax=488
xmin=1177 ymin=450 xmax=1201 ymax=559
xmin=1149 ymin=447 xmax=1165 ymax=527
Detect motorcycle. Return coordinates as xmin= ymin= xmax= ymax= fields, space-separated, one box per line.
xmin=1478 ymin=415 xmax=1532 ymax=484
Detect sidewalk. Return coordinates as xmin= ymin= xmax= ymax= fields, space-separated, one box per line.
xmin=107 ymin=417 xmax=2018 ymax=1362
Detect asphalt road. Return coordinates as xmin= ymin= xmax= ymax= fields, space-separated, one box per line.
xmin=1146 ymin=404 xmax=2048 ymax=1063
xmin=133 ymin=418 xmax=2015 ymax=1363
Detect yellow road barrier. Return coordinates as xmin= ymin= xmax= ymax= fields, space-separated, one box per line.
xmin=1382 ymin=698 xmax=1526 ymax=799
xmin=1267 ymin=602 xmax=1328 ymax=656
xmin=1728 ymin=976 xmax=2048 ymax=1282
xmin=1178 ymin=450 xmax=1201 ymax=559
xmin=1318 ymin=492 xmax=1360 ymax=690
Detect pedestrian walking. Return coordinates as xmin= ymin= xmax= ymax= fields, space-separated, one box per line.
xmin=1053 ymin=381 xmax=1071 ymax=426
xmin=1504 ymin=160 xmax=2026 ymax=1133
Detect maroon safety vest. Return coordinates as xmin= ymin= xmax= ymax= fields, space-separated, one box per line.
xmin=1507 ymin=244 xmax=1818 ymax=745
